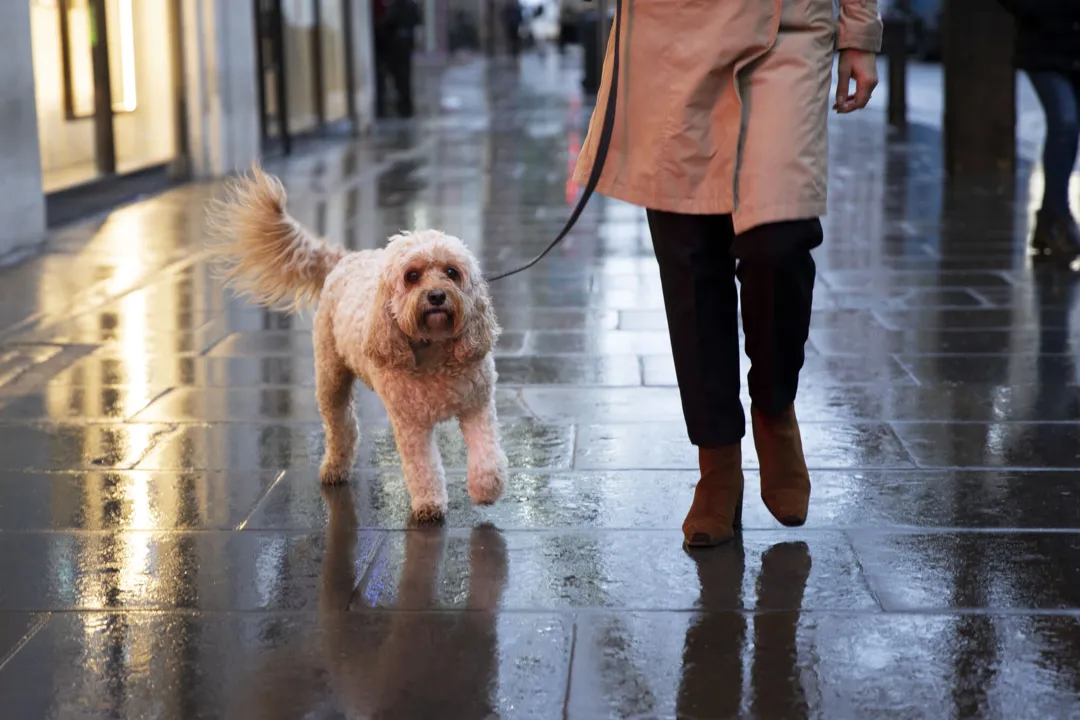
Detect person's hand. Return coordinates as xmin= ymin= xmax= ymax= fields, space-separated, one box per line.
xmin=834 ymin=49 xmax=878 ymax=113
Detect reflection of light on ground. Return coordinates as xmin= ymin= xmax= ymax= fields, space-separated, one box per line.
xmin=984 ymin=416 xmax=1007 ymax=465
xmin=112 ymin=291 xmax=156 ymax=606
xmin=255 ymin=537 xmax=288 ymax=607
xmin=80 ymin=213 xmax=156 ymax=606
xmin=106 ymin=218 xmax=155 ymax=452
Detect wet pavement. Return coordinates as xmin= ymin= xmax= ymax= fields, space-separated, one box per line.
xmin=2 ymin=50 xmax=1080 ymax=719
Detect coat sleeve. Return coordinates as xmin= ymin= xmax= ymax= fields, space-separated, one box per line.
xmin=836 ymin=0 xmax=883 ymax=52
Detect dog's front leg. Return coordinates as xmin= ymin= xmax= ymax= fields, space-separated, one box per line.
xmin=459 ymin=401 xmax=508 ymax=506
xmin=317 ymin=357 xmax=358 ymax=485
xmin=390 ymin=416 xmax=448 ymax=522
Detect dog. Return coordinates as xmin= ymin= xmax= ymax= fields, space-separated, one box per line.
xmin=207 ymin=166 xmax=507 ymax=522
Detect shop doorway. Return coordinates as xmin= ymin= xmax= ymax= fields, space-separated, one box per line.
xmin=29 ymin=0 xmax=187 ymax=200
xmin=254 ymin=0 xmax=360 ymax=156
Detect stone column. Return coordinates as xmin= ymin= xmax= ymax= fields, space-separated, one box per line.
xmin=0 ymin=0 xmax=46 ymax=258
xmin=179 ymin=0 xmax=262 ymax=177
xmin=942 ymin=0 xmax=1016 ymax=177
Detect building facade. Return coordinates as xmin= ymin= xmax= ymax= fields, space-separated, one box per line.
xmin=2 ymin=0 xmax=384 ymax=258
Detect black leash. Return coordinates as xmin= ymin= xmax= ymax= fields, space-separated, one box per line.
xmin=483 ymin=1 xmax=622 ymax=283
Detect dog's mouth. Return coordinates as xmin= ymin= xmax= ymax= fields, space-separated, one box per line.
xmin=421 ymin=308 xmax=453 ymax=330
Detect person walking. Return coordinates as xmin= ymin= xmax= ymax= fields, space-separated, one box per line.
xmin=378 ymin=0 xmax=423 ymax=118
xmin=998 ymin=0 xmax=1080 ymax=260
xmin=502 ymin=0 xmax=525 ymax=58
xmin=573 ymin=1 xmax=882 ymax=547
xmin=372 ymin=0 xmax=390 ymax=118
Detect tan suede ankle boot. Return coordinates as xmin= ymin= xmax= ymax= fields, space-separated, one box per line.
xmin=752 ymin=405 xmax=810 ymax=527
xmin=683 ymin=444 xmax=744 ymax=548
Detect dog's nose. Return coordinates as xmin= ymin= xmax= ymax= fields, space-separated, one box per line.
xmin=427 ymin=289 xmax=447 ymax=306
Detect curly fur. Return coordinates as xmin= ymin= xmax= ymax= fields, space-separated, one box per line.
xmin=208 ymin=166 xmax=508 ymax=520
xmin=206 ymin=165 xmax=346 ymax=311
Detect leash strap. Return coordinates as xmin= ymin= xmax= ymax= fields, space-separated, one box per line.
xmin=483 ymin=0 xmax=623 ymax=282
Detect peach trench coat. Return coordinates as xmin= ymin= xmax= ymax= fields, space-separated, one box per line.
xmin=573 ymin=0 xmax=883 ymax=234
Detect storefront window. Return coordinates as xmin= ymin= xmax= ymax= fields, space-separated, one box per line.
xmin=59 ymin=0 xmax=95 ymax=118
xmin=320 ymin=0 xmax=349 ymax=123
xmin=30 ymin=0 xmax=178 ymax=192
xmin=283 ymin=0 xmax=320 ymax=133
xmin=257 ymin=0 xmax=356 ymax=153
xmin=111 ymin=0 xmax=177 ymax=173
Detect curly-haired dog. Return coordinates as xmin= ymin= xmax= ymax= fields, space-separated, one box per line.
xmin=208 ymin=167 xmax=507 ymax=521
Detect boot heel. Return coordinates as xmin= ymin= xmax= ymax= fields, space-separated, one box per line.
xmin=753 ymin=405 xmax=810 ymax=527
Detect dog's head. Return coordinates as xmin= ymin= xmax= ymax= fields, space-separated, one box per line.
xmin=362 ymin=230 xmax=500 ymax=370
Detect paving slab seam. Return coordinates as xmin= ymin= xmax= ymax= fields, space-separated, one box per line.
xmin=6 ymin=526 xmax=1080 ymax=536
xmin=10 ymin=608 xmax=1080 ymax=618
xmin=0 ymin=613 xmax=51 ymax=672
xmin=560 ymin=619 xmax=578 ymax=720
xmin=234 ymin=470 xmax=290 ymax=531
xmin=349 ymin=532 xmax=390 ymax=610
xmin=842 ymin=531 xmax=887 ymax=612
xmin=120 ymin=387 xmax=177 ymax=423
xmin=0 ymin=465 xmax=1042 ymax=476
xmin=113 ymin=424 xmax=181 ymax=470
xmin=11 ymin=418 xmax=1080 ymax=428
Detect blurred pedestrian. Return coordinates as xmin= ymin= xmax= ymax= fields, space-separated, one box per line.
xmin=502 ymin=0 xmax=524 ymax=58
xmin=557 ymin=0 xmax=582 ymax=54
xmin=573 ymin=1 xmax=881 ymax=547
xmin=998 ymin=0 xmax=1080 ymax=260
xmin=377 ymin=0 xmax=423 ymax=118
xmin=372 ymin=0 xmax=389 ymax=117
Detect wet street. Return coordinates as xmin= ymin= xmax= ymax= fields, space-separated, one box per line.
xmin=2 ymin=52 xmax=1080 ymax=718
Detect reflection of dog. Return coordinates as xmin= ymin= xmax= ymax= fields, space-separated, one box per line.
xmin=320 ymin=486 xmax=509 ymax=716
xmin=209 ymin=166 xmax=507 ymax=521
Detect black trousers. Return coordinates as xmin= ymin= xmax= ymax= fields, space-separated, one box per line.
xmin=506 ymin=24 xmax=522 ymax=57
xmin=389 ymin=40 xmax=415 ymax=117
xmin=374 ymin=49 xmax=388 ymax=118
xmin=647 ymin=211 xmax=822 ymax=448
xmin=376 ymin=39 xmax=414 ymax=118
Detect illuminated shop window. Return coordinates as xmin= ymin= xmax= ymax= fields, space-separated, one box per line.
xmin=58 ymin=0 xmax=137 ymax=119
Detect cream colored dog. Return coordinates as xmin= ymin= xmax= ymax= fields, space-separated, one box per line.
xmin=208 ymin=167 xmax=507 ymax=522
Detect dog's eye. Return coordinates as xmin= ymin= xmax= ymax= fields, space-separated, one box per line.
xmin=445 ymin=267 xmax=460 ymax=281
xmin=404 ymin=270 xmax=420 ymax=284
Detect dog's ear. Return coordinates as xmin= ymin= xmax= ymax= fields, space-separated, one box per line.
xmin=362 ymin=278 xmax=415 ymax=370
xmin=453 ymin=277 xmax=500 ymax=365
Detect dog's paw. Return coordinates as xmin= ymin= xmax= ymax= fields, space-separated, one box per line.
xmin=319 ymin=459 xmax=352 ymax=485
xmin=410 ymin=500 xmax=447 ymax=524
xmin=468 ymin=467 xmax=506 ymax=506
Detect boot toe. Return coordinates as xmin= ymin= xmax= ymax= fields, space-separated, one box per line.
xmin=683 ymin=529 xmax=733 ymax=548
xmin=682 ymin=513 xmax=739 ymax=547
xmin=761 ymin=489 xmax=809 ymax=527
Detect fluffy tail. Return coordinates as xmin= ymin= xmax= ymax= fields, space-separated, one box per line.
xmin=206 ymin=165 xmax=345 ymax=311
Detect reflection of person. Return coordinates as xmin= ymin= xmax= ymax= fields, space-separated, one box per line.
xmin=372 ymin=0 xmax=390 ymax=117
xmin=997 ymin=1 xmax=1080 ymax=260
xmin=557 ymin=0 xmax=582 ymax=53
xmin=375 ymin=0 xmax=423 ymax=118
xmin=574 ymin=1 xmax=882 ymax=547
xmin=676 ymin=541 xmax=813 ymax=717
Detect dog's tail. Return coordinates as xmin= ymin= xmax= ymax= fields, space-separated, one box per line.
xmin=207 ymin=165 xmax=345 ymax=311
